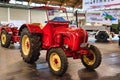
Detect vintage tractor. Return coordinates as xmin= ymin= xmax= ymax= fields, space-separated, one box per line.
xmin=0 ymin=23 xmax=20 ymax=48
xmin=19 ymin=6 xmax=102 ymax=76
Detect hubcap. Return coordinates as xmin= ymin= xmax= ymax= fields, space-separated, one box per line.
xmin=22 ymin=35 xmax=30 ymax=55
xmin=1 ymin=33 xmax=6 ymax=45
xmin=83 ymin=50 xmax=96 ymax=65
xmin=50 ymin=52 xmax=61 ymax=71
xmin=100 ymin=35 xmax=105 ymax=39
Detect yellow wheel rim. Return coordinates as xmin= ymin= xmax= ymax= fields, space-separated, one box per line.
xmin=1 ymin=33 xmax=6 ymax=45
xmin=22 ymin=35 xmax=30 ymax=55
xmin=50 ymin=52 xmax=61 ymax=71
xmin=83 ymin=50 xmax=96 ymax=66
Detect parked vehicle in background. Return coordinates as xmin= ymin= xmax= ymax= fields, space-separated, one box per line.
xmin=0 ymin=23 xmax=20 ymax=48
xmin=82 ymin=23 xmax=115 ymax=42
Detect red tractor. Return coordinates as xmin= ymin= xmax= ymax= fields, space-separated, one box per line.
xmin=0 ymin=23 xmax=20 ymax=48
xmin=19 ymin=6 xmax=102 ymax=76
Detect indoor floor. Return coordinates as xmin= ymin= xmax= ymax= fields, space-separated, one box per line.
xmin=0 ymin=35 xmax=120 ymax=80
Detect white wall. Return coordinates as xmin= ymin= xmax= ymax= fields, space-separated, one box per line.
xmin=0 ymin=7 xmax=46 ymax=25
xmin=30 ymin=10 xmax=46 ymax=25
xmin=0 ymin=7 xmax=8 ymax=21
xmin=10 ymin=8 xmax=28 ymax=22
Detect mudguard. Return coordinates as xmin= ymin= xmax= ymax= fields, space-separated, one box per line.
xmin=1 ymin=27 xmax=12 ymax=34
xmin=19 ymin=24 xmax=43 ymax=35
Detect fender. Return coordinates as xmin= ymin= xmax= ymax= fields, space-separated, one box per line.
xmin=1 ymin=27 xmax=12 ymax=34
xmin=19 ymin=24 xmax=43 ymax=35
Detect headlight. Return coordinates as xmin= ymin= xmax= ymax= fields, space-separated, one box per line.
xmin=80 ymin=43 xmax=87 ymax=48
xmin=64 ymin=44 xmax=68 ymax=49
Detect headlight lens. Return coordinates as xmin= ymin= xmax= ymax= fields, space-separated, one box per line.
xmin=64 ymin=44 xmax=68 ymax=49
xmin=80 ymin=43 xmax=88 ymax=48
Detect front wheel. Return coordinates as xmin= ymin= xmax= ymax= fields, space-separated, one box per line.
xmin=81 ymin=45 xmax=102 ymax=70
xmin=47 ymin=48 xmax=68 ymax=76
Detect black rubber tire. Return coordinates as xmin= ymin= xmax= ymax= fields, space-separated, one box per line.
xmin=0 ymin=30 xmax=11 ymax=48
xmin=47 ymin=48 xmax=68 ymax=76
xmin=20 ymin=28 xmax=41 ymax=64
xmin=96 ymin=31 xmax=108 ymax=42
xmin=81 ymin=45 xmax=102 ymax=70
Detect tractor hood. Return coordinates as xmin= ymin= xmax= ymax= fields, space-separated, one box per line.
xmin=54 ymin=27 xmax=88 ymax=51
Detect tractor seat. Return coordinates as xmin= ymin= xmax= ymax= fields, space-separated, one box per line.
xmin=32 ymin=23 xmax=44 ymax=29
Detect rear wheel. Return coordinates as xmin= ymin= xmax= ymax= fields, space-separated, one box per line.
xmin=47 ymin=48 xmax=68 ymax=76
xmin=20 ymin=28 xmax=41 ymax=64
xmin=0 ymin=30 xmax=11 ymax=48
xmin=81 ymin=45 xmax=102 ymax=70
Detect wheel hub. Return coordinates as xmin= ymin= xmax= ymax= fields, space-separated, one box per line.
xmin=1 ymin=33 xmax=6 ymax=45
xmin=83 ymin=50 xmax=96 ymax=65
xmin=54 ymin=58 xmax=58 ymax=64
xmin=50 ymin=52 xmax=61 ymax=71
xmin=26 ymin=39 xmax=30 ymax=49
xmin=101 ymin=35 xmax=105 ymax=39
xmin=22 ymin=35 xmax=30 ymax=55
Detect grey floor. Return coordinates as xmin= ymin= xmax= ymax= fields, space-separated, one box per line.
xmin=0 ymin=35 xmax=120 ymax=80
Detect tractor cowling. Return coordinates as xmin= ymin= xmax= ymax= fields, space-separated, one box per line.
xmin=19 ymin=6 xmax=102 ymax=76
xmin=54 ymin=27 xmax=88 ymax=51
